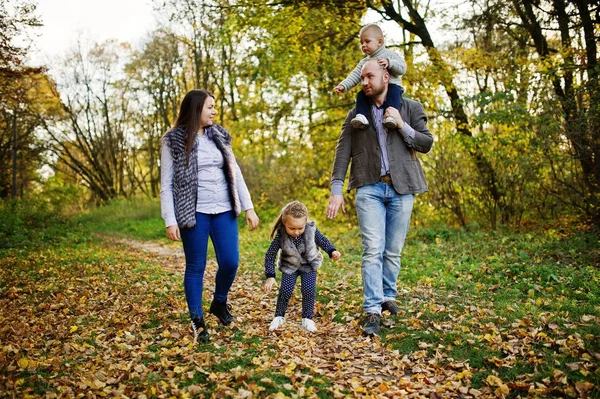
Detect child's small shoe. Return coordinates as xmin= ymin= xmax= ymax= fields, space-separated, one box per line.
xmin=269 ymin=316 xmax=285 ymax=331
xmin=383 ymin=116 xmax=397 ymax=129
xmin=301 ymin=318 xmax=317 ymax=332
xmin=351 ymin=114 xmax=369 ymax=129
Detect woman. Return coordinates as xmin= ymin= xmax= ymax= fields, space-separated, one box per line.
xmin=160 ymin=89 xmax=259 ymax=343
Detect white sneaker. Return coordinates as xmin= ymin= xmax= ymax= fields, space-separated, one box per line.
xmin=301 ymin=318 xmax=317 ymax=332
xmin=269 ymin=316 xmax=285 ymax=331
xmin=351 ymin=114 xmax=369 ymax=129
xmin=383 ymin=116 xmax=397 ymax=129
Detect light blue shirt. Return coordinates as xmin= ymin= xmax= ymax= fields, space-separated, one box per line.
xmin=371 ymin=105 xmax=390 ymax=177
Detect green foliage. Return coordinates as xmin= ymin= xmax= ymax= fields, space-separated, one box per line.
xmin=0 ymin=198 xmax=86 ymax=249
xmin=75 ymin=197 xmax=165 ymax=241
xmin=35 ymin=175 xmax=88 ymax=216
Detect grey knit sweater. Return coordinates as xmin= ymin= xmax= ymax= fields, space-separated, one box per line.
xmin=338 ymin=45 xmax=406 ymax=92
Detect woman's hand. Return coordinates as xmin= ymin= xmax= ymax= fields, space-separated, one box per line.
xmin=264 ymin=277 xmax=276 ymax=292
xmin=245 ymin=208 xmax=260 ymax=231
xmin=166 ymin=225 xmax=181 ymax=241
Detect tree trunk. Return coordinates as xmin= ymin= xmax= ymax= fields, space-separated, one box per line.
xmin=11 ymin=112 xmax=17 ymax=199
xmin=514 ymin=0 xmax=599 ymax=219
xmin=371 ymin=0 xmax=504 ymax=224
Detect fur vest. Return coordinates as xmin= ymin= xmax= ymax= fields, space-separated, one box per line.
xmin=164 ymin=124 xmax=241 ymax=228
xmin=277 ymin=221 xmax=323 ymax=274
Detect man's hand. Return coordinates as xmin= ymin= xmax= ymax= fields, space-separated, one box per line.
xmin=384 ymin=106 xmax=404 ymax=129
xmin=334 ymin=85 xmax=345 ymax=95
xmin=166 ymin=225 xmax=181 ymax=241
xmin=264 ymin=277 xmax=276 ymax=292
xmin=245 ymin=208 xmax=260 ymax=231
xmin=327 ymin=195 xmax=346 ymax=219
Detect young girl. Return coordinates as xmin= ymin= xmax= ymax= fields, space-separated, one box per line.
xmin=334 ymin=23 xmax=406 ymax=130
xmin=264 ymin=201 xmax=340 ymax=332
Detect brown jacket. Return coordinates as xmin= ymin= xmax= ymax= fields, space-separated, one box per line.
xmin=331 ymin=98 xmax=433 ymax=194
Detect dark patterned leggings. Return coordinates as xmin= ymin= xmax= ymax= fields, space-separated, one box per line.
xmin=275 ymin=270 xmax=317 ymax=319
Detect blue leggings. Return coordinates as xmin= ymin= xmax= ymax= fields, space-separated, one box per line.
xmin=275 ymin=270 xmax=317 ymax=319
xmin=180 ymin=211 xmax=239 ymax=319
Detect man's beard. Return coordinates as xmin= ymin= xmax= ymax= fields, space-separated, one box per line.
xmin=364 ymin=79 xmax=386 ymax=98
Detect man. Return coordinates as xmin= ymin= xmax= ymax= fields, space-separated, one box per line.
xmin=327 ymin=59 xmax=433 ymax=336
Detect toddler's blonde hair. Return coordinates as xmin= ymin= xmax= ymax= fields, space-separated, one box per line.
xmin=270 ymin=201 xmax=309 ymax=239
xmin=359 ymin=24 xmax=384 ymax=41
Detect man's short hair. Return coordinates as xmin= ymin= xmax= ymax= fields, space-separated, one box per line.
xmin=359 ymin=24 xmax=384 ymax=40
xmin=362 ymin=58 xmax=387 ymax=73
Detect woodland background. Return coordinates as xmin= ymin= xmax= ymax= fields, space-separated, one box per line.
xmin=1 ymin=0 xmax=599 ymax=227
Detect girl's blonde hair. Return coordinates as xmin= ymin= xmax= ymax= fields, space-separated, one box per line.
xmin=270 ymin=201 xmax=308 ymax=239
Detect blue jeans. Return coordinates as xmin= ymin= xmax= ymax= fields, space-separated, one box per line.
xmin=356 ymin=183 xmax=414 ymax=315
xmin=180 ymin=211 xmax=239 ymax=319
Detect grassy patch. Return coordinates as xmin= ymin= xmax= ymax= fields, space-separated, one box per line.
xmin=2 ymin=199 xmax=599 ymax=398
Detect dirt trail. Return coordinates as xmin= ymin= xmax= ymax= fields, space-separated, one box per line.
xmin=98 ymin=234 xmax=477 ymax=398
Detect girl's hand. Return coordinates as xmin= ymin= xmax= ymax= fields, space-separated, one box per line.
xmin=245 ymin=208 xmax=260 ymax=231
xmin=334 ymin=85 xmax=345 ymax=95
xmin=166 ymin=225 xmax=181 ymax=241
xmin=331 ymin=251 xmax=341 ymax=261
xmin=264 ymin=277 xmax=276 ymax=292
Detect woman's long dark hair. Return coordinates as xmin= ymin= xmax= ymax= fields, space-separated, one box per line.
xmin=174 ymin=89 xmax=215 ymax=164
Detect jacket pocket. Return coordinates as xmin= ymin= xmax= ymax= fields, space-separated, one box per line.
xmin=402 ymin=159 xmax=425 ymax=191
xmin=352 ymin=150 xmax=366 ymax=166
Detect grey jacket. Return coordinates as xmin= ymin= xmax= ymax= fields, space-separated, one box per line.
xmin=331 ymin=98 xmax=433 ymax=194
xmin=277 ymin=222 xmax=323 ymax=274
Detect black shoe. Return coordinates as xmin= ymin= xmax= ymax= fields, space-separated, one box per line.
xmin=382 ymin=300 xmax=401 ymax=315
xmin=191 ymin=317 xmax=209 ymax=343
xmin=362 ymin=313 xmax=381 ymax=336
xmin=209 ymin=300 xmax=234 ymax=326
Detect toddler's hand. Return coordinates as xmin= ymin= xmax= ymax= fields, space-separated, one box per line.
xmin=264 ymin=277 xmax=276 ymax=292
xmin=334 ymin=85 xmax=345 ymax=95
xmin=332 ymin=251 xmax=341 ymax=261
xmin=377 ymin=58 xmax=389 ymax=69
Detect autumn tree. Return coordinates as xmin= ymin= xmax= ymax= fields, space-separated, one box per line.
xmin=42 ymin=40 xmax=134 ymax=203
xmin=509 ymin=0 xmax=600 ymax=220
xmin=0 ymin=0 xmax=45 ymax=198
xmin=126 ymin=28 xmax=188 ymax=197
